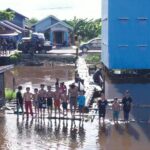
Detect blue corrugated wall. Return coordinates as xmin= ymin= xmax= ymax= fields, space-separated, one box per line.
xmin=102 ymin=0 xmax=150 ymax=69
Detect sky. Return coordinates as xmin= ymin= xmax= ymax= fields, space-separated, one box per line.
xmin=0 ymin=0 xmax=101 ymax=20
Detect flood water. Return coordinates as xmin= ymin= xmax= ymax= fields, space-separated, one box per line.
xmin=5 ymin=64 xmax=75 ymax=91
xmin=0 ymin=64 xmax=150 ymax=150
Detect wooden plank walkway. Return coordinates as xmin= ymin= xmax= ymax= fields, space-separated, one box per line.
xmin=76 ymin=57 xmax=102 ymax=106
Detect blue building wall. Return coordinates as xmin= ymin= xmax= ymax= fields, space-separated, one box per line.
xmin=102 ymin=0 xmax=150 ymax=69
xmin=12 ymin=14 xmax=25 ymax=28
xmin=35 ymin=17 xmax=53 ymax=32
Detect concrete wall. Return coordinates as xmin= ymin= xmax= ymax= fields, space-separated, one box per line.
xmin=102 ymin=0 xmax=150 ymax=69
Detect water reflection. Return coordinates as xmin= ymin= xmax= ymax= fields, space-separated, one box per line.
xmin=78 ymin=121 xmax=86 ymax=147
xmin=97 ymin=123 xmax=109 ymax=150
xmin=8 ymin=116 xmax=88 ymax=150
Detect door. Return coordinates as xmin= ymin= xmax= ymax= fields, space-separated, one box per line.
xmin=54 ymin=31 xmax=64 ymax=45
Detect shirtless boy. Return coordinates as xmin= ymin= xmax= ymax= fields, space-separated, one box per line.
xmin=46 ymin=86 xmax=54 ymax=117
xmin=23 ymin=87 xmax=33 ymax=118
xmin=61 ymin=92 xmax=68 ymax=117
xmin=33 ymin=88 xmax=39 ymax=117
xmin=53 ymin=86 xmax=61 ymax=117
xmin=38 ymin=84 xmax=47 ymax=118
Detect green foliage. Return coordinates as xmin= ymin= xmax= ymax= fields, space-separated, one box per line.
xmin=5 ymin=88 xmax=16 ymax=101
xmin=10 ymin=52 xmax=21 ymax=64
xmin=65 ymin=17 xmax=101 ymax=41
xmin=85 ymin=53 xmax=101 ymax=64
xmin=0 ymin=10 xmax=14 ymax=21
xmin=28 ymin=18 xmax=38 ymax=27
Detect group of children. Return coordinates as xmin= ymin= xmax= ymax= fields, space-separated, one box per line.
xmin=16 ymin=78 xmax=132 ymax=123
xmin=16 ymin=80 xmax=86 ymax=119
xmin=98 ymin=90 xmax=133 ymax=124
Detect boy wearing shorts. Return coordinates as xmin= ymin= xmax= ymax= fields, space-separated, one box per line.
xmin=23 ymin=87 xmax=33 ymax=118
xmin=33 ymin=88 xmax=39 ymax=117
xmin=16 ymin=86 xmax=24 ymax=117
xmin=46 ymin=86 xmax=54 ymax=117
xmin=78 ymin=91 xmax=86 ymax=119
xmin=112 ymin=97 xmax=120 ymax=124
xmin=53 ymin=86 xmax=61 ymax=117
xmin=61 ymin=92 xmax=68 ymax=117
xmin=98 ymin=93 xmax=108 ymax=123
xmin=39 ymin=84 xmax=47 ymax=118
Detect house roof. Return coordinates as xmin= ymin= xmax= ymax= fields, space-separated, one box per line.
xmin=48 ymin=21 xmax=73 ymax=30
xmin=0 ymin=33 xmax=19 ymax=37
xmin=6 ymin=8 xmax=28 ymax=19
xmin=3 ymin=20 xmax=28 ymax=32
xmin=0 ymin=21 xmax=21 ymax=34
xmin=32 ymin=15 xmax=60 ymax=27
xmin=0 ymin=65 xmax=14 ymax=74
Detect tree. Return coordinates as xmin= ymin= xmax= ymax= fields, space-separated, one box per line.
xmin=28 ymin=18 xmax=38 ymax=26
xmin=0 ymin=10 xmax=14 ymax=21
xmin=66 ymin=17 xmax=101 ymax=42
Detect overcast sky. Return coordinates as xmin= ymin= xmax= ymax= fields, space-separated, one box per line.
xmin=0 ymin=0 xmax=101 ymax=20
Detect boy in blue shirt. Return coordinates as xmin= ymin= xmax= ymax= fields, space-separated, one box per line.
xmin=78 ymin=91 xmax=86 ymax=119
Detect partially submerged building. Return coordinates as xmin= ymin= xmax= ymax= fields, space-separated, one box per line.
xmin=0 ymin=65 xmax=13 ymax=106
xmin=102 ymin=0 xmax=150 ymax=70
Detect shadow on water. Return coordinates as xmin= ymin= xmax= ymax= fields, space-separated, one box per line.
xmin=114 ymin=124 xmax=140 ymax=141
xmin=105 ymin=77 xmax=150 ymax=140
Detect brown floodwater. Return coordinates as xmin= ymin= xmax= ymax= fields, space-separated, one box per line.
xmin=5 ymin=64 xmax=75 ymax=91
xmin=0 ymin=111 xmax=150 ymax=150
xmin=0 ymin=64 xmax=150 ymax=150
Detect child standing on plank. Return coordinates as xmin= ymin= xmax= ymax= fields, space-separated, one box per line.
xmin=38 ymin=84 xmax=47 ymax=118
xmin=68 ymin=83 xmax=78 ymax=116
xmin=23 ymin=87 xmax=33 ymax=118
xmin=46 ymin=86 xmax=54 ymax=117
xmin=16 ymin=86 xmax=24 ymax=117
xmin=98 ymin=93 xmax=108 ymax=123
xmin=112 ymin=97 xmax=120 ymax=124
xmin=33 ymin=88 xmax=39 ymax=117
xmin=61 ymin=92 xmax=68 ymax=117
xmin=53 ymin=86 xmax=61 ymax=118
xmin=122 ymin=90 xmax=133 ymax=123
xmin=78 ymin=91 xmax=86 ymax=119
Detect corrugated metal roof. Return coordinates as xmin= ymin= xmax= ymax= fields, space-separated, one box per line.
xmin=0 ymin=21 xmax=21 ymax=34
xmin=3 ymin=20 xmax=28 ymax=32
